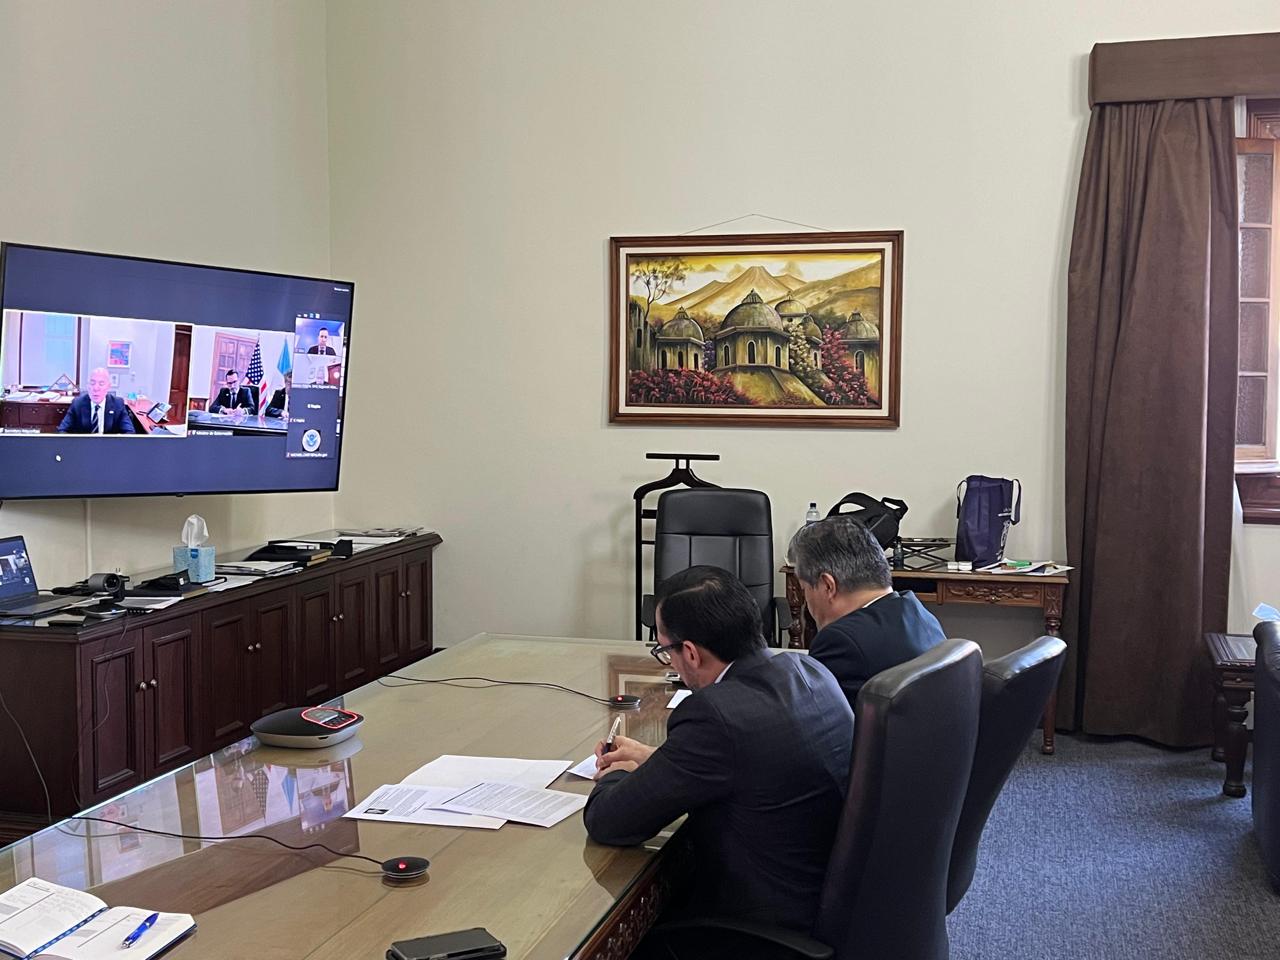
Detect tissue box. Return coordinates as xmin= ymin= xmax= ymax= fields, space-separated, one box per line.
xmin=172 ymin=545 xmax=216 ymax=583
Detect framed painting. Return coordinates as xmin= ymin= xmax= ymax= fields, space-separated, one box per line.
xmin=106 ymin=340 xmax=132 ymax=368
xmin=609 ymin=231 xmax=902 ymax=427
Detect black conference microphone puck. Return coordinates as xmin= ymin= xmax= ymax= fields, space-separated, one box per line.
xmin=608 ymin=695 xmax=642 ymax=709
xmin=382 ymin=856 xmax=430 ymax=882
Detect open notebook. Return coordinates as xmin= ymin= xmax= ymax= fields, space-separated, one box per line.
xmin=0 ymin=879 xmax=194 ymax=960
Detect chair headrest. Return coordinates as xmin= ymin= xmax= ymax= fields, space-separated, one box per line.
xmin=982 ymin=635 xmax=1067 ymax=684
xmin=1257 ymin=621 xmax=1280 ymax=675
xmin=656 ymin=488 xmax=772 ymax=537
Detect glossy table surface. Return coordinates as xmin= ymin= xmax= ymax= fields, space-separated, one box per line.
xmin=0 ymin=634 xmax=678 ymax=959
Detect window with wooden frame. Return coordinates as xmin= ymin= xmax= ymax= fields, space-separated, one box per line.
xmin=1236 ymin=98 xmax=1280 ymax=523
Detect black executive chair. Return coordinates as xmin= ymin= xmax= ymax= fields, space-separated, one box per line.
xmin=1254 ymin=620 xmax=1280 ymax=891
xmin=652 ymin=638 xmax=983 ymax=960
xmin=946 ymin=635 xmax=1066 ymax=914
xmin=641 ymin=488 xmax=792 ymax=646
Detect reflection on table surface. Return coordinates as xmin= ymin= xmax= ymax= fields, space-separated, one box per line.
xmin=0 ymin=738 xmax=360 ymax=916
xmin=0 ymin=635 xmax=679 ymax=960
xmin=185 ymin=410 xmax=288 ymax=434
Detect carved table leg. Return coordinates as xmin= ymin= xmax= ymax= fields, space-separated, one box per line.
xmin=1041 ymin=691 xmax=1057 ymax=756
xmin=784 ymin=571 xmax=805 ymax=649
xmin=1222 ymin=687 xmax=1250 ymax=798
xmin=1042 ymin=599 xmax=1063 ymax=755
xmin=1212 ymin=685 xmax=1227 ymax=763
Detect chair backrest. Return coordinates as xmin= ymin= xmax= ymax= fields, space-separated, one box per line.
xmin=1254 ymin=620 xmax=1280 ymax=890
xmin=654 ymin=488 xmax=774 ymax=621
xmin=946 ymin=635 xmax=1066 ymax=913
xmin=815 ymin=638 xmax=982 ymax=960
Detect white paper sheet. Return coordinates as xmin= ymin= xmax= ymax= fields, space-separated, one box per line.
xmin=344 ymin=783 xmax=504 ymax=829
xmin=567 ymin=755 xmax=600 ymax=779
xmin=204 ymin=575 xmax=259 ymax=593
xmin=667 ymin=689 xmax=692 ymax=709
xmin=401 ymin=755 xmax=571 ymax=789
xmin=437 ymin=782 xmax=588 ymax=828
xmin=119 ymin=597 xmax=182 ymax=611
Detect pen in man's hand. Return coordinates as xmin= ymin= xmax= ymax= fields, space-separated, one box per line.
xmin=604 ymin=716 xmax=623 ymax=753
xmin=121 ymin=912 xmax=159 ymax=948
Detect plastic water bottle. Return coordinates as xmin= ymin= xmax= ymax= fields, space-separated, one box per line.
xmin=805 ymin=502 xmax=821 ymax=525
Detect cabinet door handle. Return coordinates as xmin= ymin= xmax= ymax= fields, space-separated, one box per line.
xmin=137 ymin=681 xmax=147 ymax=691
xmin=405 ymin=590 xmax=412 ymax=597
xmin=338 ymin=613 xmax=345 ymax=621
xmin=331 ymin=615 xmax=338 ymax=622
xmin=149 ymin=679 xmax=158 ymax=688
xmin=255 ymin=642 xmax=262 ymax=650
xmin=247 ymin=644 xmax=254 ymax=652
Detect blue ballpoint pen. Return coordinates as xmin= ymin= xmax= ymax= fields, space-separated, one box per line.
xmin=121 ymin=912 xmax=159 ymax=949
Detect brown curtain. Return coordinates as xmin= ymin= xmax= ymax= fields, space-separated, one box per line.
xmin=1063 ymin=98 xmax=1238 ymax=747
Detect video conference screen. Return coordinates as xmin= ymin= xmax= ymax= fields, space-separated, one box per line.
xmin=0 ymin=244 xmax=354 ymax=499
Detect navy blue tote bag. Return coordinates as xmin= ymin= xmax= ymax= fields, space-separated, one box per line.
xmin=954 ymin=476 xmax=1021 ymax=568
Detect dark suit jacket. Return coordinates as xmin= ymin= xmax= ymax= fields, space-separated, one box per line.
xmin=209 ymin=386 xmax=255 ymax=414
xmin=264 ymin=388 xmax=287 ymax=418
xmin=584 ymin=650 xmax=853 ymax=932
xmin=808 ymin=590 xmax=947 ymax=712
xmin=306 ymin=344 xmax=336 ymax=355
xmin=57 ymin=393 xmax=136 ymax=434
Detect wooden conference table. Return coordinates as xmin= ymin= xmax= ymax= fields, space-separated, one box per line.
xmin=0 ymin=634 xmax=684 ymax=960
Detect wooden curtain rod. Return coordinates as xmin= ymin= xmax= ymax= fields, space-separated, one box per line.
xmin=1090 ymin=31 xmax=1280 ymax=106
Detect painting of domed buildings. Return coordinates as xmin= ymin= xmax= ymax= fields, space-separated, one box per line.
xmin=610 ymin=232 xmax=902 ymax=427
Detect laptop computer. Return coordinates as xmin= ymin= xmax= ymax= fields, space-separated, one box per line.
xmin=0 ymin=536 xmax=78 ymax=617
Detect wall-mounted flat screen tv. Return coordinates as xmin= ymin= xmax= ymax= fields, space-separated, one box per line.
xmin=0 ymin=244 xmax=354 ymax=499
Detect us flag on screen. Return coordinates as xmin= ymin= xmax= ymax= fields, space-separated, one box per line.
xmin=246 ymin=340 xmax=266 ymax=413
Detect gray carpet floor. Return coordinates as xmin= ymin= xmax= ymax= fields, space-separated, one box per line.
xmin=946 ymin=735 xmax=1279 ymax=959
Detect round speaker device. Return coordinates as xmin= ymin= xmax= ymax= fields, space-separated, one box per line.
xmin=251 ymin=706 xmax=364 ymax=748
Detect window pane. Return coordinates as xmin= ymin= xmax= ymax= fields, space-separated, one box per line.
xmin=1241 ymin=228 xmax=1271 ymax=299
xmin=1237 ymin=375 xmax=1267 ymax=445
xmin=1239 ymin=153 xmax=1274 ymax=224
xmin=1240 ymin=302 xmax=1270 ymax=373
xmin=18 ymin=313 xmax=77 ymax=386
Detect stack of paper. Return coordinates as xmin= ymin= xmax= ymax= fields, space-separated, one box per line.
xmin=345 ymin=755 xmax=585 ymax=829
xmin=980 ymin=561 xmax=1074 ymax=576
xmin=214 ymin=560 xmax=298 ymax=577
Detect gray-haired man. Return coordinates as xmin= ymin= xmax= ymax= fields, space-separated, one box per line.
xmin=789 ymin=517 xmax=946 ymax=711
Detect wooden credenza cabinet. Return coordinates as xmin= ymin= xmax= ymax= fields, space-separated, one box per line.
xmin=0 ymin=533 xmax=441 ymax=842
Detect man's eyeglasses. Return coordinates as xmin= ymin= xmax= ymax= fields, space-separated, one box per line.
xmin=649 ymin=640 xmax=682 ymax=666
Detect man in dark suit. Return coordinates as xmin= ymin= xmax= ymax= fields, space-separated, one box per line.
xmin=264 ymin=373 xmax=291 ymax=419
xmin=57 ymin=367 xmax=136 ymax=434
xmin=586 ymin=566 xmax=853 ymax=935
xmin=209 ymin=369 xmax=256 ymax=414
xmin=790 ymin=517 xmax=946 ymax=712
xmin=305 ymin=327 xmax=336 ymax=355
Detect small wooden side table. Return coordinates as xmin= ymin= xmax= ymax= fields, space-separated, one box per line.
xmin=782 ymin=564 xmax=1068 ymax=754
xmin=1206 ymin=631 xmax=1256 ymax=798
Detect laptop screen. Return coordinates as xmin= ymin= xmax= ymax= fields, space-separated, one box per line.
xmin=0 ymin=537 xmax=37 ymax=602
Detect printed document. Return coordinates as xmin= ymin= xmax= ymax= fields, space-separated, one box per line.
xmin=345 ymin=783 xmax=503 ymax=829
xmin=667 ymin=689 xmax=692 ymax=709
xmin=401 ymin=755 xmax=570 ymax=789
xmin=437 ymin=782 xmax=588 ymax=828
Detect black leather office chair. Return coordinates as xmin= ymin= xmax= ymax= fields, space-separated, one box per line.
xmin=651 ymin=639 xmax=983 ymax=960
xmin=1254 ymin=620 xmax=1280 ymax=891
xmin=641 ymin=488 xmax=791 ymax=646
xmin=946 ymin=635 xmax=1066 ymax=914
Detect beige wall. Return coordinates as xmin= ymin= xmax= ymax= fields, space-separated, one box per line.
xmin=0 ymin=0 xmax=334 ymax=584
xmin=327 ymin=0 xmax=1280 ymax=650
